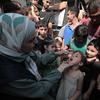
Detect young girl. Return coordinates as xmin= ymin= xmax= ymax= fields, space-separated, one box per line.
xmin=56 ymin=51 xmax=85 ymax=100
xmin=82 ymin=38 xmax=100 ymax=100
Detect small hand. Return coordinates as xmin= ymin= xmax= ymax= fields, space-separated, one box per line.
xmin=57 ymin=61 xmax=72 ymax=72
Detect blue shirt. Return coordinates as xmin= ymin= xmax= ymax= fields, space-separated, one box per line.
xmin=64 ymin=25 xmax=74 ymax=46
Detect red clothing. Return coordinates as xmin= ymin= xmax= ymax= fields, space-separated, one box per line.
xmin=80 ymin=17 xmax=90 ymax=26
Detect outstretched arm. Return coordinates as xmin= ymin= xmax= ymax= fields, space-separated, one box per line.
xmin=49 ymin=1 xmax=67 ymax=11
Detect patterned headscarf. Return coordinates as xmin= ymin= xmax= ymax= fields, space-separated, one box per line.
xmin=0 ymin=13 xmax=41 ymax=80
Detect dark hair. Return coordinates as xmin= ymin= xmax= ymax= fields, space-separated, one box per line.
xmin=74 ymin=25 xmax=88 ymax=37
xmin=36 ymin=20 xmax=48 ymax=28
xmin=68 ymin=7 xmax=79 ymax=17
xmin=17 ymin=6 xmax=31 ymax=16
xmin=88 ymin=38 xmax=100 ymax=52
xmin=88 ymin=0 xmax=100 ymax=15
xmin=67 ymin=0 xmax=75 ymax=7
xmin=1 ymin=0 xmax=21 ymax=13
xmin=44 ymin=36 xmax=54 ymax=46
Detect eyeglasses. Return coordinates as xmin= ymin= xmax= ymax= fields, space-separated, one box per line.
xmin=90 ymin=14 xmax=100 ymax=19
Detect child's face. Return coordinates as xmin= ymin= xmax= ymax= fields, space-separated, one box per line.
xmin=86 ymin=45 xmax=98 ymax=58
xmin=46 ymin=44 xmax=55 ymax=52
xmin=38 ymin=27 xmax=48 ymax=37
xmin=66 ymin=52 xmax=82 ymax=66
xmin=55 ymin=43 xmax=61 ymax=51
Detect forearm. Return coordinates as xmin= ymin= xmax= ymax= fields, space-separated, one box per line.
xmin=35 ymin=52 xmax=58 ymax=66
xmin=49 ymin=1 xmax=67 ymax=11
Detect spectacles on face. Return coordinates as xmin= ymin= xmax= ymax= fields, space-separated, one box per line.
xmin=90 ymin=14 xmax=100 ymax=20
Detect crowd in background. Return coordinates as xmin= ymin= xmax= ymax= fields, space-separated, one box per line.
xmin=0 ymin=0 xmax=100 ymax=100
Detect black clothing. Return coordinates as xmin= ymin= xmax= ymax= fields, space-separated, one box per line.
xmin=82 ymin=60 xmax=100 ymax=100
xmin=0 ymin=55 xmax=34 ymax=87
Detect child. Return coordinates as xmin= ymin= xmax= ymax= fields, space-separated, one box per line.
xmin=34 ymin=20 xmax=49 ymax=54
xmin=69 ymin=24 xmax=90 ymax=55
xmin=39 ymin=36 xmax=64 ymax=99
xmin=55 ymin=38 xmax=62 ymax=52
xmin=56 ymin=51 xmax=85 ymax=100
xmin=82 ymin=38 xmax=100 ymax=100
xmin=40 ymin=36 xmax=63 ymax=76
xmin=44 ymin=36 xmax=56 ymax=53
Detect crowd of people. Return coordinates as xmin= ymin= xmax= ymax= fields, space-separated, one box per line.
xmin=0 ymin=0 xmax=100 ymax=100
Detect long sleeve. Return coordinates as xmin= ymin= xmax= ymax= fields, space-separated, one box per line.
xmin=1 ymin=69 xmax=61 ymax=98
xmin=30 ymin=51 xmax=58 ymax=67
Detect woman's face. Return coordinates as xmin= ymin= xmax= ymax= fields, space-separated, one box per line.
xmin=21 ymin=32 xmax=36 ymax=52
xmin=86 ymin=45 xmax=98 ymax=58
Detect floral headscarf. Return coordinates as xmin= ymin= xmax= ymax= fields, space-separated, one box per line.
xmin=0 ymin=13 xmax=41 ymax=80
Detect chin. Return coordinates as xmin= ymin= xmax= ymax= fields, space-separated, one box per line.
xmin=86 ymin=54 xmax=91 ymax=58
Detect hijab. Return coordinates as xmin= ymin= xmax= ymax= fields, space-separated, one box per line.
xmin=0 ymin=13 xmax=41 ymax=80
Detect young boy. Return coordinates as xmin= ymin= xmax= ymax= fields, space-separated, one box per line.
xmin=34 ymin=20 xmax=51 ymax=54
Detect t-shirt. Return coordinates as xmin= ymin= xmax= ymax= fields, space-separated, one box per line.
xmin=58 ymin=25 xmax=74 ymax=46
xmin=69 ymin=38 xmax=90 ymax=55
xmin=39 ymin=10 xmax=54 ymax=24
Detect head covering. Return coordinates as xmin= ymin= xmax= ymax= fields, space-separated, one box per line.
xmin=0 ymin=13 xmax=41 ymax=80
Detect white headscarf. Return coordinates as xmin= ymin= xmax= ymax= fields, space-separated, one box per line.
xmin=0 ymin=13 xmax=41 ymax=80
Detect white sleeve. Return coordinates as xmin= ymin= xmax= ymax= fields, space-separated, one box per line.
xmin=58 ymin=25 xmax=66 ymax=38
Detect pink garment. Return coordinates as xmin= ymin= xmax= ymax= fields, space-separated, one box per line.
xmin=80 ymin=17 xmax=90 ymax=25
